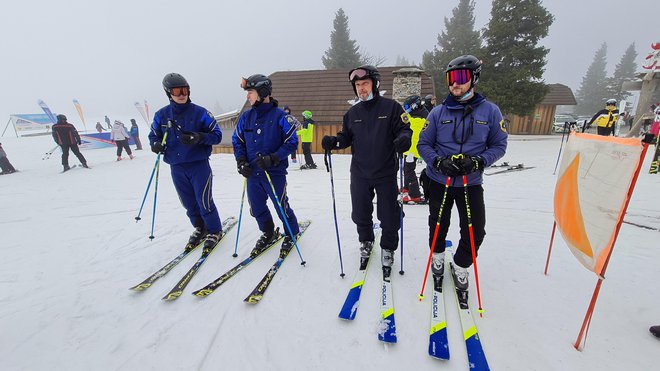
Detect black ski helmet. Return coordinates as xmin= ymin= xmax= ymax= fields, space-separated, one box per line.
xmin=446 ymin=55 xmax=482 ymax=87
xmin=241 ymin=74 xmax=272 ymax=100
xmin=56 ymin=114 xmax=67 ymax=122
xmin=348 ymin=65 xmax=380 ymax=96
xmin=162 ymin=73 xmax=190 ymax=98
xmin=404 ymin=95 xmax=429 ymax=118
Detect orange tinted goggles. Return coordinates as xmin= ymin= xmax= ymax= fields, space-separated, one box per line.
xmin=170 ymin=86 xmax=189 ymax=96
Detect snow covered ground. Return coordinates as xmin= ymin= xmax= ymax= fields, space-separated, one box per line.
xmin=0 ymin=132 xmax=658 ymax=371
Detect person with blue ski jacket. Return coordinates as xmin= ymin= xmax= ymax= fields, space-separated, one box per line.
xmin=149 ymin=73 xmax=223 ymax=251
xmin=417 ymin=55 xmax=507 ymax=293
xmin=232 ymin=74 xmax=301 ymax=253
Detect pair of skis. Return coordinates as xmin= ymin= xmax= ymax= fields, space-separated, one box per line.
xmin=484 ymin=164 xmax=534 ymax=176
xmin=428 ymin=243 xmax=489 ymax=370
xmin=131 ymin=219 xmax=310 ymax=303
xmin=338 ymin=225 xmax=396 ymax=342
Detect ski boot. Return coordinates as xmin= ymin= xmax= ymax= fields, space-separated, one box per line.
xmin=381 ymin=249 xmax=394 ymax=278
xmin=186 ymin=227 xmax=207 ymax=251
xmin=202 ymin=232 xmax=221 ymax=254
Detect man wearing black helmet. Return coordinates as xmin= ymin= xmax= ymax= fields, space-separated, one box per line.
xmin=232 ymin=74 xmax=301 ymax=253
xmin=149 ymin=73 xmax=223 ymax=251
xmin=417 ymin=55 xmax=507 ymax=296
xmin=51 ymin=114 xmax=89 ymax=172
xmin=321 ymin=65 xmax=412 ymax=276
xmin=583 ymin=99 xmax=619 ymax=136
xmin=423 ymin=94 xmax=436 ymax=113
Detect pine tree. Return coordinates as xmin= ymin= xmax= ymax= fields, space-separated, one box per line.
xmin=575 ymin=43 xmax=609 ymax=115
xmin=606 ymin=43 xmax=638 ymax=102
xmin=479 ymin=0 xmax=554 ymax=116
xmin=422 ymin=0 xmax=481 ymax=98
xmin=322 ymin=9 xmax=361 ymax=69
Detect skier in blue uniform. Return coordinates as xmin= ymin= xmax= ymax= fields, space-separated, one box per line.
xmin=417 ymin=55 xmax=508 ymax=292
xmin=232 ymin=74 xmax=301 ymax=252
xmin=149 ymin=73 xmax=223 ymax=251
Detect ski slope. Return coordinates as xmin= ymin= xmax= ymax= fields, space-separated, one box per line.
xmin=0 ymin=132 xmax=658 ymax=370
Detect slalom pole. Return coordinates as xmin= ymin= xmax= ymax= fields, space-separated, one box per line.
xmin=232 ymin=178 xmax=248 ymax=257
xmin=263 ymin=170 xmax=306 ymax=265
xmin=398 ymin=154 xmax=405 ymax=275
xmin=462 ymin=174 xmax=484 ymax=317
xmin=418 ymin=176 xmax=451 ymax=301
xmin=553 ymin=122 xmax=569 ymax=175
xmin=136 ymin=130 xmax=169 ymax=222
xmin=325 ymin=151 xmax=345 ymax=277
xmin=544 ymin=221 xmax=557 ymax=275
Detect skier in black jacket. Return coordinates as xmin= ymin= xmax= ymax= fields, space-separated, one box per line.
xmin=322 ymin=65 xmax=412 ymax=273
xmin=52 ymin=114 xmax=88 ymax=171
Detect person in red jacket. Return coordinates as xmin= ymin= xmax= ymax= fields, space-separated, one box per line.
xmin=51 ymin=114 xmax=88 ymax=171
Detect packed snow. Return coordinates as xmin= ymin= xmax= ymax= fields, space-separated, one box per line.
xmin=1 ymin=128 xmax=658 ymax=370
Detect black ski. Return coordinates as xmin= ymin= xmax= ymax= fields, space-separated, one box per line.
xmin=192 ymin=229 xmax=284 ymax=298
xmin=243 ymin=220 xmax=311 ymax=304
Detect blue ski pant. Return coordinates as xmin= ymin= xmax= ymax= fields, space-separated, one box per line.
xmin=247 ymin=173 xmax=299 ymax=236
xmin=350 ymin=174 xmax=400 ymax=251
xmin=170 ymin=160 xmax=222 ymax=233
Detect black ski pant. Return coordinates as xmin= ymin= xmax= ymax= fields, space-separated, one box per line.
xmin=597 ymin=126 xmax=614 ymax=136
xmin=350 ymin=174 xmax=400 ymax=251
xmin=403 ymin=157 xmax=421 ymax=198
xmin=302 ymin=142 xmax=315 ymax=165
xmin=427 ymin=178 xmax=486 ymax=268
xmin=116 ymin=140 xmax=132 ymax=157
xmin=0 ymin=157 xmax=16 ymax=172
xmin=60 ymin=144 xmax=87 ymax=167
xmin=132 ymin=134 xmax=143 ymax=150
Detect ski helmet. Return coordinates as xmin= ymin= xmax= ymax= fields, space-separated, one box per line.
xmin=241 ymin=74 xmax=272 ymax=100
xmin=446 ymin=55 xmax=482 ymax=87
xmin=56 ymin=114 xmax=67 ymax=122
xmin=348 ymin=65 xmax=380 ymax=96
xmin=162 ymin=73 xmax=190 ymax=97
xmin=302 ymin=110 xmax=313 ymax=119
xmin=606 ymin=99 xmax=617 ymax=106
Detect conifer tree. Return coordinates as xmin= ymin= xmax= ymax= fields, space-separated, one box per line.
xmin=575 ymin=43 xmax=609 ymax=115
xmin=322 ymin=9 xmax=361 ymax=69
xmin=606 ymin=43 xmax=638 ymax=102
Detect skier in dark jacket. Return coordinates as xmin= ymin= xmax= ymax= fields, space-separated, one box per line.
xmin=321 ymin=65 xmax=412 ymax=274
xmin=417 ymin=55 xmax=507 ymax=293
xmin=129 ymin=119 xmax=143 ymax=150
xmin=232 ymin=74 xmax=301 ymax=253
xmin=149 ymin=73 xmax=223 ymax=251
xmin=0 ymin=142 xmax=17 ymax=174
xmin=51 ymin=114 xmax=88 ymax=171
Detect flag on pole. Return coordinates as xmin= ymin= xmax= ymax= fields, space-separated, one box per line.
xmin=551 ymin=132 xmax=648 ymax=350
xmin=72 ymin=99 xmax=87 ymax=132
xmin=134 ymin=101 xmax=149 ymax=125
xmin=144 ymin=100 xmax=150 ymax=123
xmin=37 ymin=99 xmax=57 ymax=123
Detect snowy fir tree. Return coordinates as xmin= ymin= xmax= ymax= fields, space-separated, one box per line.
xmin=606 ymin=43 xmax=638 ymax=103
xmin=321 ymin=8 xmax=361 ymax=69
xmin=575 ymin=43 xmax=610 ymax=115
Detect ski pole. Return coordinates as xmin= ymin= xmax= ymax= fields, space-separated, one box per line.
xmin=136 ymin=130 xmax=169 ymax=222
xmin=326 ymin=151 xmax=345 ymax=277
xmin=42 ymin=145 xmax=60 ymax=160
xmin=553 ymin=122 xmax=569 ymax=175
xmin=398 ymin=154 xmax=405 ymax=275
xmin=232 ymin=178 xmax=247 ymax=257
xmin=263 ymin=170 xmax=306 ymax=265
xmin=418 ymin=176 xmax=451 ymax=301
xmin=461 ymin=174 xmax=484 ymax=316
xmin=147 ymin=124 xmax=170 ymax=239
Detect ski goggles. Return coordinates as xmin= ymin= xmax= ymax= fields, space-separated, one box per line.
xmin=445 ymin=69 xmax=473 ymax=86
xmin=169 ymin=86 xmax=189 ymax=96
xmin=349 ymin=68 xmax=370 ymax=82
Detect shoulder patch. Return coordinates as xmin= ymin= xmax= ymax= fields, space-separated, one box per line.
xmin=499 ymin=119 xmax=508 ymax=133
xmin=421 ymin=121 xmax=430 ymax=131
xmin=205 ymin=110 xmax=215 ymax=119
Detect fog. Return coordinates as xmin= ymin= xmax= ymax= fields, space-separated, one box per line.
xmin=1 ymin=0 xmax=656 ymax=126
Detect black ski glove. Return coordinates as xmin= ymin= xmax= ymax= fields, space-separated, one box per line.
xmin=433 ymin=156 xmax=462 ymax=178
xmin=180 ymin=132 xmax=206 ymax=145
xmin=393 ymin=134 xmax=412 ymax=154
xmin=236 ymin=158 xmax=252 ymax=178
xmin=455 ymin=155 xmax=485 ymax=175
xmin=151 ymin=142 xmax=165 ymax=154
xmin=256 ymin=153 xmax=280 ymax=170
xmin=322 ymin=135 xmax=338 ymax=151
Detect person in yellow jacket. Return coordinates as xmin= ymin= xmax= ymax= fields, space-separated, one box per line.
xmin=584 ymin=99 xmax=619 ymax=136
xmin=401 ymin=95 xmax=428 ymax=204
xmin=298 ymin=110 xmax=317 ymax=169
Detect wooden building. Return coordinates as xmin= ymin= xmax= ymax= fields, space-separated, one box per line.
xmin=505 ymin=84 xmax=577 ymax=135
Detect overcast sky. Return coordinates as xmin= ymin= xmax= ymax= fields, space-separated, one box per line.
xmin=1 ymin=0 xmax=656 ymax=128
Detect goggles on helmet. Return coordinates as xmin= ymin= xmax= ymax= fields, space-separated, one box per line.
xmin=349 ymin=68 xmax=370 ymax=82
xmin=606 ymin=102 xmax=616 ymax=106
xmin=169 ymin=87 xmax=189 ymax=96
xmin=446 ymin=69 xmax=473 ymax=86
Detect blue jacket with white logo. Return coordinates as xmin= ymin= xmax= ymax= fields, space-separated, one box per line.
xmin=232 ymin=102 xmax=298 ymax=176
xmin=417 ymin=93 xmax=507 ymax=186
xmin=149 ymin=101 xmax=222 ymax=165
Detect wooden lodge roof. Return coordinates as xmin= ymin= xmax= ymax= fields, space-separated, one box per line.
xmin=240 ymin=67 xmax=436 ymax=125
xmin=540 ymin=83 xmax=577 ymax=106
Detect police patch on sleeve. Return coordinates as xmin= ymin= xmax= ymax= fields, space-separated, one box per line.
xmin=499 ymin=119 xmax=508 ymax=133
xmin=421 ymin=120 xmax=430 ymax=132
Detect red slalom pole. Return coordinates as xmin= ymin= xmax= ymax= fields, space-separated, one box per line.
xmin=462 ymin=175 xmax=484 ymax=317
